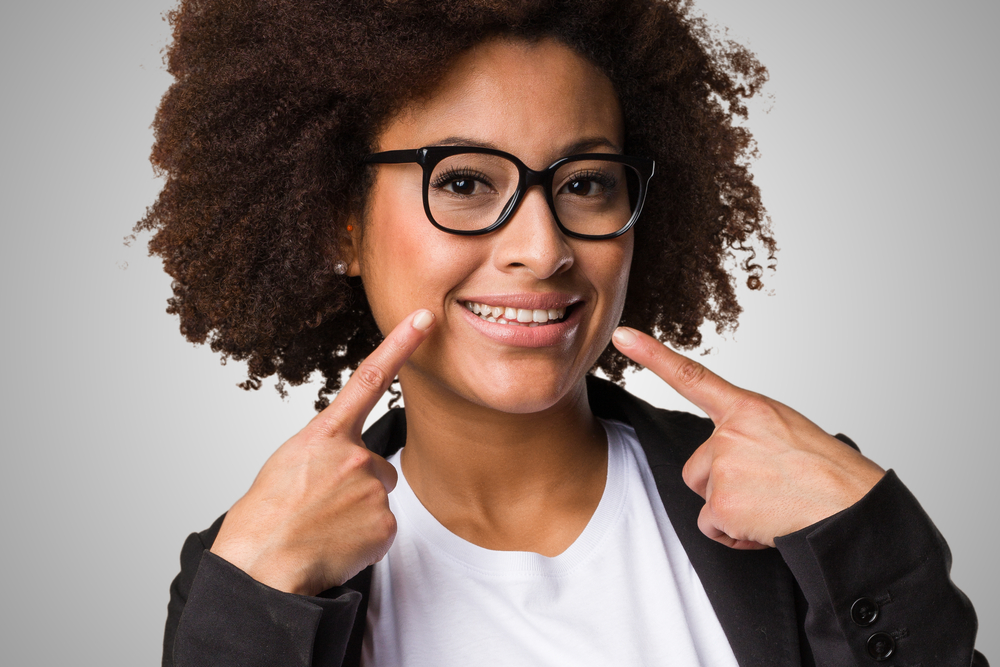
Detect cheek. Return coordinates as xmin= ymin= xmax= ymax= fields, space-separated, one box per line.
xmin=613 ymin=236 xmax=634 ymax=304
xmin=589 ymin=233 xmax=633 ymax=322
xmin=360 ymin=188 xmax=428 ymax=331
xmin=361 ymin=189 xmax=479 ymax=333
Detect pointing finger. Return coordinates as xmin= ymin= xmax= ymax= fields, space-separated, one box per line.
xmin=314 ymin=309 xmax=435 ymax=438
xmin=612 ymin=326 xmax=743 ymax=424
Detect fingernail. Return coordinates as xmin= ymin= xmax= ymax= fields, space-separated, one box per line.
xmin=612 ymin=327 xmax=636 ymax=346
xmin=412 ymin=310 xmax=435 ymax=331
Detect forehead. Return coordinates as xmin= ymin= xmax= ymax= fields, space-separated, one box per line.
xmin=377 ymin=37 xmax=624 ymax=168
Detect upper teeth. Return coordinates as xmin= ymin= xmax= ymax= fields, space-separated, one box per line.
xmin=464 ymin=301 xmax=567 ymax=325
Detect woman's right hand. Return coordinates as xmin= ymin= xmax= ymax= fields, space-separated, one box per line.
xmin=209 ymin=309 xmax=436 ymax=596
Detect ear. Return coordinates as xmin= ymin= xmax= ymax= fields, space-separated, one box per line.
xmin=339 ymin=217 xmax=362 ymax=277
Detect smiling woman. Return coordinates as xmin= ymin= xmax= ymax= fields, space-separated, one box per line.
xmin=355 ymin=40 xmax=634 ymax=418
xmin=140 ymin=1 xmax=985 ymax=666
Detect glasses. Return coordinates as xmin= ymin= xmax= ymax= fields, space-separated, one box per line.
xmin=363 ymin=146 xmax=655 ymax=240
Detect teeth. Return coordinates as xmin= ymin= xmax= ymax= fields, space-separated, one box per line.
xmin=464 ymin=301 xmax=568 ymax=326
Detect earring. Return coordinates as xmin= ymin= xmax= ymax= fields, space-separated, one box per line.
xmin=333 ymin=260 xmax=348 ymax=275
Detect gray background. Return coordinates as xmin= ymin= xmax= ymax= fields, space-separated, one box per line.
xmin=1 ymin=0 xmax=996 ymax=663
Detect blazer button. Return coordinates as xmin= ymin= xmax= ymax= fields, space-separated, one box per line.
xmin=866 ymin=632 xmax=895 ymax=661
xmin=851 ymin=597 xmax=879 ymax=626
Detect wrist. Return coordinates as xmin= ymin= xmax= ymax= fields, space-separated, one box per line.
xmin=210 ymin=539 xmax=318 ymax=595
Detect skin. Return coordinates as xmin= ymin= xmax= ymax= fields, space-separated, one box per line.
xmin=611 ymin=327 xmax=886 ymax=549
xmin=349 ymin=38 xmax=627 ymax=556
xmin=210 ymin=37 xmax=885 ymax=597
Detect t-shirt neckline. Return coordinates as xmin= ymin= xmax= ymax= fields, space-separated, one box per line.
xmin=387 ymin=418 xmax=630 ymax=577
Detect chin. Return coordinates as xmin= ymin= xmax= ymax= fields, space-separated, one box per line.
xmin=472 ymin=391 xmax=564 ymax=415
xmin=458 ymin=366 xmax=587 ymax=415
xmin=403 ymin=339 xmax=596 ymax=416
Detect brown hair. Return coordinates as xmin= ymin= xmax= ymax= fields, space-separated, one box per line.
xmin=135 ymin=0 xmax=775 ymax=410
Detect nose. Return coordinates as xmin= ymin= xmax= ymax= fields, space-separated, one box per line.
xmin=493 ymin=187 xmax=574 ymax=279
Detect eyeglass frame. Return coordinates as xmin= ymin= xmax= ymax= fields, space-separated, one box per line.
xmin=363 ymin=146 xmax=655 ymax=240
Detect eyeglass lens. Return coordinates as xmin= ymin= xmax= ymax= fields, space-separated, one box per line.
xmin=427 ymin=153 xmax=640 ymax=236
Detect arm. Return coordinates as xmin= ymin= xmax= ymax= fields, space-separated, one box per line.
xmin=163 ymin=520 xmax=362 ymax=667
xmin=163 ymin=309 xmax=437 ymax=666
xmin=777 ymin=470 xmax=986 ymax=666
xmin=611 ymin=327 xmax=986 ymax=665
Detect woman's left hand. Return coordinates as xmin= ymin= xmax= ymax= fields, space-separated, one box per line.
xmin=612 ymin=327 xmax=886 ymax=549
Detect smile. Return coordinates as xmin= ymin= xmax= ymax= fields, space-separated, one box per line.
xmin=464 ymin=301 xmax=568 ymax=327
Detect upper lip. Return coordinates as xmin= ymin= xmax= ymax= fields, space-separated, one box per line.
xmin=458 ymin=293 xmax=583 ymax=310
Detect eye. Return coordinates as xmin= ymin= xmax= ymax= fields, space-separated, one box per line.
xmin=563 ymin=179 xmax=602 ymax=196
xmin=448 ymin=178 xmax=476 ymax=195
xmin=431 ymin=169 xmax=495 ymax=197
xmin=557 ymin=170 xmax=616 ymax=197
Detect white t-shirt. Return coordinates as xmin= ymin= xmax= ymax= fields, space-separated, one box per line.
xmin=362 ymin=419 xmax=739 ymax=667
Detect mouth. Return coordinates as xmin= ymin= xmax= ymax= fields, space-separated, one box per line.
xmin=463 ymin=300 xmax=573 ymax=327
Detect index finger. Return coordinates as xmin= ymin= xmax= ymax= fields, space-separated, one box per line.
xmin=314 ymin=309 xmax=436 ymax=437
xmin=611 ymin=326 xmax=742 ymax=424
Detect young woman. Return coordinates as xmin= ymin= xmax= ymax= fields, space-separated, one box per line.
xmin=143 ymin=1 xmax=984 ymax=665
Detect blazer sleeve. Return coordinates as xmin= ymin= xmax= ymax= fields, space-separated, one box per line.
xmin=775 ymin=469 xmax=987 ymax=666
xmin=162 ymin=517 xmax=362 ymax=667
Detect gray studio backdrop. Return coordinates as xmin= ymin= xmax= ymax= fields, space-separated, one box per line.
xmin=1 ymin=0 xmax=996 ymax=664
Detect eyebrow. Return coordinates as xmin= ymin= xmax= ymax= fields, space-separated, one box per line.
xmin=430 ymin=135 xmax=624 ymax=156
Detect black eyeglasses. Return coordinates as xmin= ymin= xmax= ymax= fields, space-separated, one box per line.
xmin=364 ymin=146 xmax=655 ymax=240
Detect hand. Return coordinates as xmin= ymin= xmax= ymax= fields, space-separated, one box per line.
xmin=612 ymin=327 xmax=885 ymax=549
xmin=210 ymin=309 xmax=436 ymax=595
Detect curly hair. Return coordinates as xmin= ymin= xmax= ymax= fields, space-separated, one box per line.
xmin=135 ymin=0 xmax=775 ymax=410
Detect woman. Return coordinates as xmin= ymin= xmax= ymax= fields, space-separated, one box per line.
xmin=142 ymin=1 xmax=984 ymax=665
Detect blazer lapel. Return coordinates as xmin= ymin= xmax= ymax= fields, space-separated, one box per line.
xmin=586 ymin=376 xmax=803 ymax=667
xmin=340 ymin=408 xmax=408 ymax=667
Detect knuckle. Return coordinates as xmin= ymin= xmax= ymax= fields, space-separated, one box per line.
xmin=708 ymin=487 xmax=740 ymax=521
xmin=341 ymin=446 xmax=374 ymax=474
xmin=709 ymin=456 xmax=737 ymax=484
xmin=308 ymin=406 xmax=351 ymax=437
xmin=712 ymin=422 xmax=751 ymax=447
xmin=681 ymin=460 xmax=695 ymax=487
xmin=676 ymin=358 xmax=708 ymax=389
xmin=374 ymin=510 xmax=397 ymax=542
xmin=734 ymin=392 xmax=774 ymax=418
xmin=381 ymin=335 xmax=409 ymax=359
xmin=363 ymin=474 xmax=387 ymax=498
xmin=354 ymin=363 xmax=390 ymax=394
xmin=351 ymin=473 xmax=387 ymax=505
xmin=681 ymin=457 xmax=705 ymax=492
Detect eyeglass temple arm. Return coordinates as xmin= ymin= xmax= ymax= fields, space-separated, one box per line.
xmin=363 ymin=149 xmax=425 ymax=165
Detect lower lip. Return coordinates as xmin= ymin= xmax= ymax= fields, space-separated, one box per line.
xmin=459 ymin=303 xmax=583 ymax=348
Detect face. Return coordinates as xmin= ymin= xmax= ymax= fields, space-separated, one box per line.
xmin=354 ymin=37 xmax=632 ymax=415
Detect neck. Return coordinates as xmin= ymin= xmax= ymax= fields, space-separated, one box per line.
xmin=396 ymin=370 xmax=608 ymax=554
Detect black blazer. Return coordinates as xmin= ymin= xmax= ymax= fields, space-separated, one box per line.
xmin=164 ymin=376 xmax=986 ymax=667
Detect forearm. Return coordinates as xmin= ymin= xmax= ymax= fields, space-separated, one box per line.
xmin=775 ymin=470 xmax=985 ymax=666
xmin=164 ymin=528 xmax=361 ymax=667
